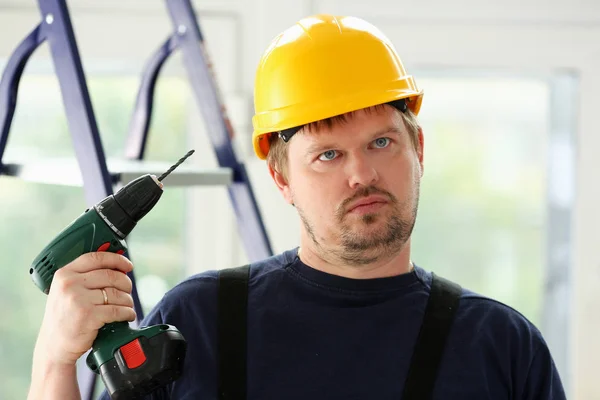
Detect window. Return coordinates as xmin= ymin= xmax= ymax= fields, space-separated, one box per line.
xmin=410 ymin=72 xmax=565 ymax=329
xmin=408 ymin=72 xmax=576 ymax=387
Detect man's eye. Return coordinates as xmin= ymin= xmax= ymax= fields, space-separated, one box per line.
xmin=373 ymin=137 xmax=391 ymax=148
xmin=318 ymin=150 xmax=338 ymax=161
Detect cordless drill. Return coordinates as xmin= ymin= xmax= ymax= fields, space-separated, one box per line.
xmin=29 ymin=150 xmax=194 ymax=399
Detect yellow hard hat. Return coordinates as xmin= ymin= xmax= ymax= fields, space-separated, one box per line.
xmin=251 ymin=14 xmax=423 ymax=160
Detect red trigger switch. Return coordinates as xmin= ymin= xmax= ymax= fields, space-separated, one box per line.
xmin=97 ymin=242 xmax=110 ymax=252
xmin=120 ymin=338 xmax=147 ymax=369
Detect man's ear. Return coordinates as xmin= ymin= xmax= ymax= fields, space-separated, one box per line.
xmin=268 ymin=163 xmax=294 ymax=205
xmin=417 ymin=127 xmax=424 ymax=176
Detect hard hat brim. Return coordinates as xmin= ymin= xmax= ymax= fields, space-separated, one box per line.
xmin=252 ymin=88 xmax=423 ymax=160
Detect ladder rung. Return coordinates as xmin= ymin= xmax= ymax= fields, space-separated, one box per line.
xmin=0 ymin=158 xmax=233 ymax=187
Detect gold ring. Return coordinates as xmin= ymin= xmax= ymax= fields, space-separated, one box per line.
xmin=101 ymin=288 xmax=108 ymax=305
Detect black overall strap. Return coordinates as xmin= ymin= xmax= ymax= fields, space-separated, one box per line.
xmin=216 ymin=266 xmax=460 ymax=400
xmin=402 ymin=272 xmax=462 ymax=400
xmin=218 ymin=265 xmax=250 ymax=400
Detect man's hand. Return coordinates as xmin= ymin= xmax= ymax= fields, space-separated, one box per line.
xmin=39 ymin=251 xmax=136 ymax=365
xmin=28 ymin=252 xmax=137 ymax=400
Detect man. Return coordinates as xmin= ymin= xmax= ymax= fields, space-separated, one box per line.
xmin=28 ymin=14 xmax=565 ymax=400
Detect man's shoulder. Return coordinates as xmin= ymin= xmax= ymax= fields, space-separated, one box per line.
xmin=157 ymin=248 xmax=297 ymax=308
xmin=453 ymin=281 xmax=546 ymax=350
xmin=416 ymin=266 xmax=546 ymax=347
xmin=462 ymin=289 xmax=542 ymax=336
xmin=418 ymin=269 xmax=565 ymax=397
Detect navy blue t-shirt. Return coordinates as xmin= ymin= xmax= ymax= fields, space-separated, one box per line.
xmin=99 ymin=248 xmax=565 ymax=399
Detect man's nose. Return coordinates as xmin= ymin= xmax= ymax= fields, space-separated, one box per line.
xmin=346 ymin=153 xmax=379 ymax=188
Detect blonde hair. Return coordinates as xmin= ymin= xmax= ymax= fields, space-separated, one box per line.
xmin=267 ymin=105 xmax=421 ymax=179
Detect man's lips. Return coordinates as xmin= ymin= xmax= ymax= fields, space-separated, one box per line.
xmin=347 ymin=195 xmax=389 ymax=213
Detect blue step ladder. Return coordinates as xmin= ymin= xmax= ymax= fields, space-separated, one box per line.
xmin=0 ymin=0 xmax=273 ymax=398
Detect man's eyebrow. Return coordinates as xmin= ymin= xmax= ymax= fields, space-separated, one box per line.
xmin=304 ymin=126 xmax=404 ymax=155
xmin=305 ymin=142 xmax=338 ymax=156
xmin=369 ymin=126 xmax=404 ymax=139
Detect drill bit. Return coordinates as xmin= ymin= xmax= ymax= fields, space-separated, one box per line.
xmin=158 ymin=149 xmax=195 ymax=182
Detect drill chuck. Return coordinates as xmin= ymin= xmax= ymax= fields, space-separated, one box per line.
xmin=95 ymin=174 xmax=163 ymax=238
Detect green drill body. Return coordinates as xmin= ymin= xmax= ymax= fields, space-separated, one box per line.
xmin=30 ymin=207 xmax=180 ymax=374
xmin=31 ymin=206 xmax=127 ymax=294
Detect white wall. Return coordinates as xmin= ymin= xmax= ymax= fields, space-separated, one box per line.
xmin=0 ymin=0 xmax=598 ymax=398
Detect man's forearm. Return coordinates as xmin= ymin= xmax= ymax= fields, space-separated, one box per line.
xmin=28 ymin=362 xmax=80 ymax=400
xmin=28 ymin=339 xmax=81 ymax=400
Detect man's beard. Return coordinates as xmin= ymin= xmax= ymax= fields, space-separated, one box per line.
xmin=296 ymin=183 xmax=420 ymax=266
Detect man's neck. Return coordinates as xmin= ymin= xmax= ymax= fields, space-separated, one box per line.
xmin=297 ymin=240 xmax=414 ymax=280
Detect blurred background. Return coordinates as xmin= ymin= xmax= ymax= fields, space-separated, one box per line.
xmin=0 ymin=0 xmax=596 ymax=398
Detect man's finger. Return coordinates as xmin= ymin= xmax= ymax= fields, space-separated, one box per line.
xmin=81 ymin=269 xmax=133 ymax=293
xmin=91 ymin=305 xmax=137 ymax=328
xmin=67 ymin=252 xmax=133 ymax=274
xmin=91 ymin=288 xmax=134 ymax=308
